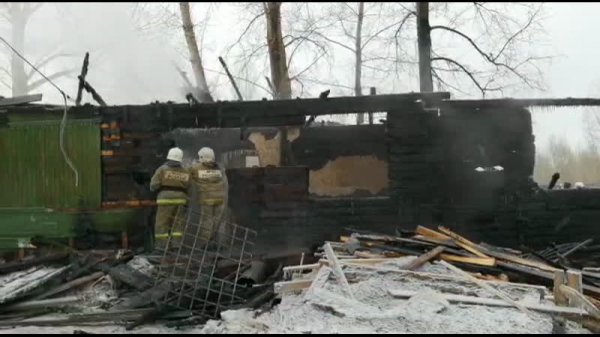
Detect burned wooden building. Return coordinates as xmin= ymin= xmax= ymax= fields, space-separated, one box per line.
xmin=1 ymin=92 xmax=600 ymax=255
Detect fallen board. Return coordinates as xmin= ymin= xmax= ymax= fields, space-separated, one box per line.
xmin=440 ymin=254 xmax=496 ymax=267
xmin=387 ymin=289 xmax=589 ymax=316
xmin=405 ymin=246 xmax=445 ymax=270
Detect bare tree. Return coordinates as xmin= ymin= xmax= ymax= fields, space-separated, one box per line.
xmin=416 ymin=2 xmax=433 ymax=92
xmin=285 ymin=3 xmax=413 ymax=122
xmin=264 ymin=2 xmax=292 ymax=99
xmin=179 ymin=2 xmax=214 ymax=102
xmin=224 ymin=2 xmax=332 ymax=99
xmin=0 ymin=3 xmax=75 ymax=96
xmin=414 ymin=2 xmax=550 ymax=97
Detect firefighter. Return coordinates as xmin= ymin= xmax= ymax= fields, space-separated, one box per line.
xmin=190 ymin=147 xmax=227 ymax=241
xmin=150 ymin=147 xmax=191 ymax=249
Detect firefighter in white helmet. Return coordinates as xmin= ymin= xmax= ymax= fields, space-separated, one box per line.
xmin=150 ymin=147 xmax=191 ymax=249
xmin=190 ymin=147 xmax=227 ymax=241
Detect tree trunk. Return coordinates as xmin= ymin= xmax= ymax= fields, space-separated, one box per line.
xmin=355 ymin=2 xmax=365 ymax=125
xmin=179 ymin=2 xmax=214 ymax=103
xmin=10 ymin=5 xmax=28 ymax=96
xmin=265 ymin=2 xmax=292 ymax=100
xmin=416 ymin=2 xmax=433 ymax=92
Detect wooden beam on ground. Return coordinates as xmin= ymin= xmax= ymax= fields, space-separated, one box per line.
xmin=404 ymin=246 xmax=445 ymax=270
xmin=34 ymin=272 xmax=104 ymax=300
xmin=559 ymin=285 xmax=600 ymax=319
xmin=342 ymin=262 xmax=548 ymax=291
xmin=274 ymin=279 xmax=315 ymax=294
xmin=439 ymin=260 xmax=532 ymax=315
xmin=0 ymin=252 xmax=69 ymax=275
xmin=354 ymin=251 xmax=386 ymax=259
xmin=498 ymin=261 xmax=600 ymax=298
xmin=412 ymin=235 xmax=459 ymax=248
xmin=479 ymin=246 xmax=557 ymax=273
xmin=415 ymin=226 xmax=451 ymax=240
xmin=554 ymin=270 xmax=568 ymax=306
xmin=283 ymin=264 xmax=321 ymax=274
xmin=346 ymin=234 xmax=436 ymax=247
xmin=455 ymin=241 xmax=490 ymax=258
xmin=388 ymin=289 xmax=589 ymax=316
xmin=567 ymin=270 xmax=584 ymax=294
xmin=440 ymin=254 xmax=496 ymax=267
xmin=323 ymin=243 xmax=353 ymax=299
xmin=3 ymin=296 xmax=79 ymax=311
xmin=438 ymin=226 xmax=479 ymax=248
xmin=562 ymin=239 xmax=593 ymax=259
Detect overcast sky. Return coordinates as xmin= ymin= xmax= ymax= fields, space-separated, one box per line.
xmin=0 ymin=2 xmax=598 ymax=153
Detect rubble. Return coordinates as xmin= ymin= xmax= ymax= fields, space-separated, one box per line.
xmin=0 ymin=224 xmax=598 ymax=334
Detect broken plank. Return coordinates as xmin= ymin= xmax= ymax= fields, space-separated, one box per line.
xmin=0 ymin=266 xmax=70 ymax=304
xmin=323 ymin=243 xmax=353 ymax=299
xmin=440 ymin=254 xmax=496 ymax=267
xmin=479 ymin=247 xmax=557 ymax=273
xmin=342 ymin=262 xmax=548 ymax=291
xmin=354 ymin=251 xmax=386 ymax=259
xmin=498 ymin=261 xmax=600 ymax=298
xmin=0 ymin=309 xmax=156 ymax=327
xmin=35 ymin=272 xmax=104 ymax=300
xmin=438 ymin=226 xmax=479 ymax=248
xmin=274 ymin=279 xmax=315 ymax=294
xmin=554 ymin=270 xmax=568 ymax=306
xmin=455 ymin=241 xmax=490 ymax=258
xmin=387 ymin=289 xmax=589 ymax=316
xmin=404 ymin=246 xmax=445 ymax=270
xmin=562 ymin=239 xmax=594 ymax=259
xmin=439 ymin=260 xmax=532 ymax=315
xmin=0 ymin=252 xmax=69 ymax=275
xmin=559 ymin=285 xmax=600 ymax=319
xmin=348 ymin=234 xmax=436 ymax=247
xmin=112 ymin=282 xmax=170 ymax=310
xmin=412 ymin=235 xmax=459 ymax=248
xmin=567 ymin=270 xmax=584 ymax=294
xmin=340 ymin=258 xmax=397 ymax=265
xmin=283 ymin=264 xmax=321 ymax=274
xmin=415 ymin=226 xmax=451 ymax=240
xmin=98 ymin=263 xmax=153 ymax=291
xmin=3 ymin=296 xmax=79 ymax=312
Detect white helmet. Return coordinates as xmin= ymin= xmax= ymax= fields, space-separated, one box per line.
xmin=166 ymin=147 xmax=183 ymax=162
xmin=198 ymin=147 xmax=215 ymax=163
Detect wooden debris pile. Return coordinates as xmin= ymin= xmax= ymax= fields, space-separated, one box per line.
xmin=274 ymin=225 xmax=600 ymax=333
xmin=0 ymin=248 xmax=266 ymax=331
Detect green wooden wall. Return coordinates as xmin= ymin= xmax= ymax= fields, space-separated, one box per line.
xmin=0 ymin=120 xmax=101 ymax=209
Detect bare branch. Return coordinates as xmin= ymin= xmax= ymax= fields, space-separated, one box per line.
xmin=362 ymin=11 xmax=414 ymax=50
xmin=27 ymin=68 xmax=77 ymax=91
xmin=226 ymin=10 xmax=266 ymax=55
xmin=203 ymin=67 xmax=273 ymax=96
xmin=0 ymin=77 xmax=11 ymax=90
xmin=0 ymin=65 xmax=11 ymax=78
xmin=492 ymin=4 xmax=542 ymax=62
xmin=430 ymin=24 xmax=539 ymax=89
xmin=310 ymin=30 xmax=355 ymax=53
xmin=432 ymin=56 xmax=490 ymax=96
xmin=28 ymin=53 xmax=73 ymax=79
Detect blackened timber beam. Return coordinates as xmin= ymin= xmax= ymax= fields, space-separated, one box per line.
xmin=70 ymin=92 xmax=451 ymax=128
xmin=436 ymin=97 xmax=600 ymax=110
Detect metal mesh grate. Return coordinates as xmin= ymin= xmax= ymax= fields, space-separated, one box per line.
xmin=154 ymin=205 xmax=256 ymax=317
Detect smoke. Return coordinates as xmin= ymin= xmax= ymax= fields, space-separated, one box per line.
xmin=2 ymin=3 xmax=182 ymax=105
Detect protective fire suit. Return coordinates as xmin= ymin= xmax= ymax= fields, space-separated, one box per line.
xmin=150 ymin=160 xmax=191 ymax=247
xmin=190 ymin=161 xmax=226 ymax=241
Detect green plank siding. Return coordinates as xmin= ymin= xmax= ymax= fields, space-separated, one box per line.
xmin=0 ymin=121 xmax=101 ymax=209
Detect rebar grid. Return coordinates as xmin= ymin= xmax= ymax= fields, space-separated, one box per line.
xmin=154 ymin=206 xmax=256 ymax=317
